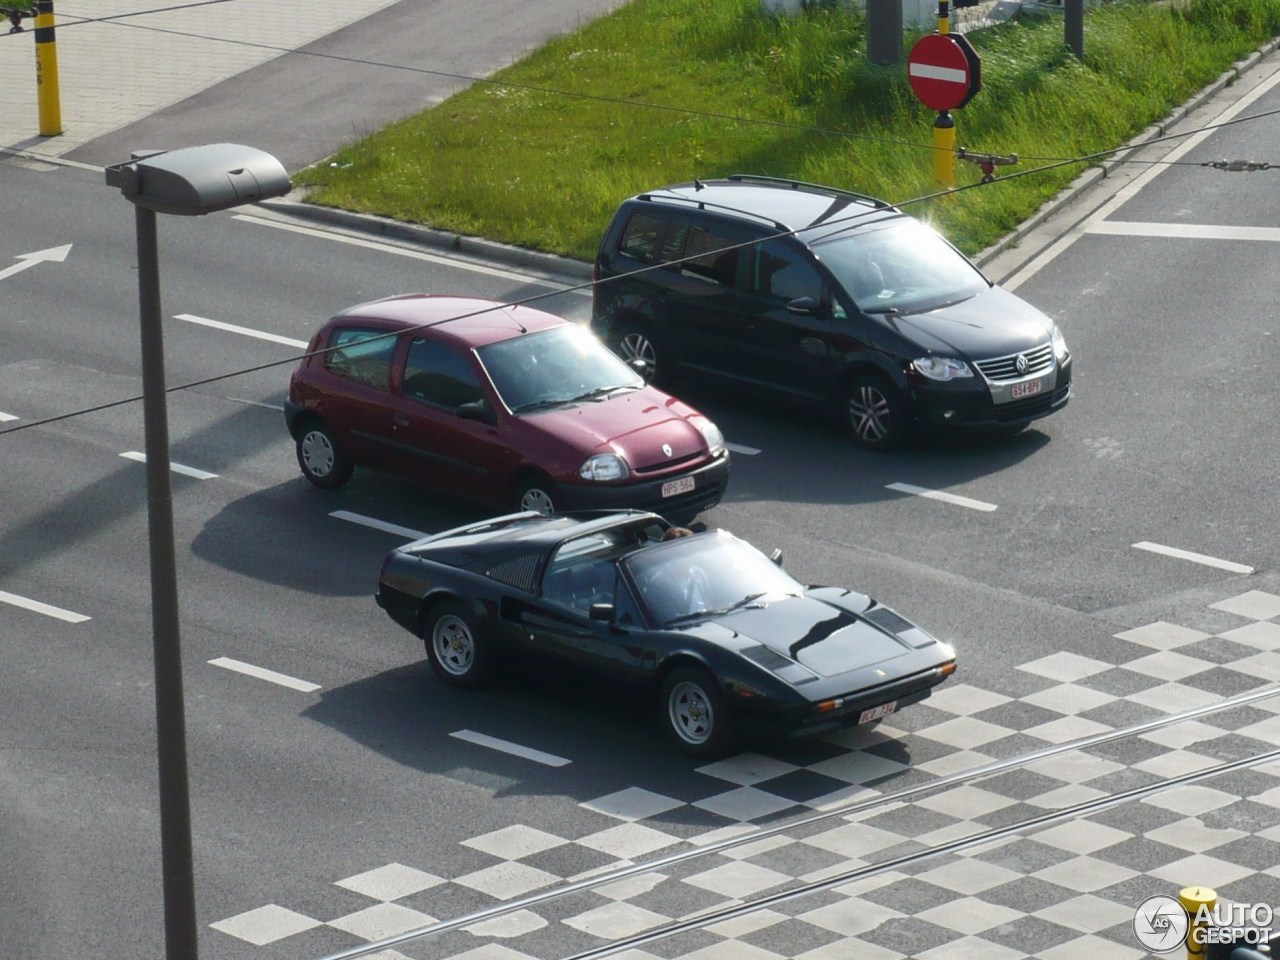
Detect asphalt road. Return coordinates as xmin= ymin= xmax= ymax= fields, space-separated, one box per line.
xmin=3 ymin=54 xmax=1280 ymax=960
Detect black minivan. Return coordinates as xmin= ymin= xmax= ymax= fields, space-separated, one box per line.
xmin=590 ymin=174 xmax=1072 ymax=449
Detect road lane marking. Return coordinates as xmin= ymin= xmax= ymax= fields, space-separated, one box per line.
xmin=1086 ymin=221 xmax=1280 ymax=242
xmin=330 ymin=510 xmax=428 ymax=541
xmin=227 ymin=397 xmax=284 ymax=411
xmin=174 ymin=313 xmax=309 ymax=349
xmin=886 ymin=482 xmax=998 ymax=512
xmin=451 ymin=729 xmax=571 ymax=767
xmin=234 ymin=214 xmax=578 ymax=290
xmin=0 ymin=243 xmax=72 ymax=282
xmin=725 ymin=442 xmax=761 ymax=456
xmin=1132 ymin=541 xmax=1254 ymax=575
xmin=1003 ymin=65 xmax=1280 ymax=291
xmin=0 ymin=411 xmax=16 ymax=422
xmin=120 ymin=452 xmax=218 ymax=479
xmin=0 ymin=590 xmax=91 ymax=623
xmin=209 ymin=657 xmax=321 ymax=693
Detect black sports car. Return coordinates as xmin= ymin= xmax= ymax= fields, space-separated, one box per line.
xmin=376 ymin=510 xmax=957 ymax=757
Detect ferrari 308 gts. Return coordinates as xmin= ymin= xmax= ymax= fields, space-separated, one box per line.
xmin=376 ymin=510 xmax=957 ymax=756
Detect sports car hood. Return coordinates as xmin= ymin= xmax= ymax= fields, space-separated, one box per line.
xmin=529 ymin=386 xmax=710 ymax=470
xmin=878 ymin=285 xmax=1054 ymax=359
xmin=716 ymin=595 xmax=934 ymax=678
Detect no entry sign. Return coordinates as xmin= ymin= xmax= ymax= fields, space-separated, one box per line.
xmin=907 ymin=33 xmax=982 ymax=111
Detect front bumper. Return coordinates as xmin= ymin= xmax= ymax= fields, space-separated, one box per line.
xmin=913 ymin=358 xmax=1072 ymax=430
xmin=557 ymin=451 xmax=730 ymax=522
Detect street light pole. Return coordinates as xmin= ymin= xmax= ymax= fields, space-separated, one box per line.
xmin=106 ymin=143 xmax=292 ymax=960
xmin=134 ymin=201 xmax=199 ymax=960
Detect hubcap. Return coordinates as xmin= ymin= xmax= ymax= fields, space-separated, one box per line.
xmin=848 ymin=386 xmax=891 ymax=442
xmin=669 ymin=680 xmax=713 ymax=745
xmin=432 ymin=614 xmax=474 ymax=675
xmin=619 ymin=332 xmax=655 ymax=367
xmin=300 ymin=430 xmax=335 ymax=477
xmin=521 ymin=487 xmax=555 ymax=515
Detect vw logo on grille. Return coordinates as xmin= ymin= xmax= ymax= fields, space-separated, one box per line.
xmin=662 ymin=443 xmax=673 ymax=457
xmin=1015 ymin=353 xmax=1029 ymax=375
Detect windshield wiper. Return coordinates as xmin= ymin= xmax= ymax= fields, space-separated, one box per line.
xmin=513 ymin=397 xmax=571 ymax=413
xmin=564 ymin=384 xmax=635 ymax=403
xmin=665 ymin=593 xmax=769 ymax=626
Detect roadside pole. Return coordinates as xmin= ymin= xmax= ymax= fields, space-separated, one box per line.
xmin=34 ymin=0 xmax=62 ymax=136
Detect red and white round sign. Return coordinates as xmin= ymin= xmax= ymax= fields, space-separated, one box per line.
xmin=907 ymin=33 xmax=982 ymax=112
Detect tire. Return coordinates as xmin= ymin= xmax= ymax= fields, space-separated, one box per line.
xmin=659 ymin=666 xmax=735 ymax=758
xmin=423 ymin=600 xmax=493 ymax=689
xmin=842 ymin=374 xmax=907 ymax=451
xmin=614 ymin=323 xmax=663 ymax=385
xmin=296 ymin=420 xmax=354 ymax=489
xmin=515 ymin=474 xmax=558 ymax=515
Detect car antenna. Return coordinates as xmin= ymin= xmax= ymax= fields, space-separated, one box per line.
xmin=693 ymin=178 xmax=705 ymax=191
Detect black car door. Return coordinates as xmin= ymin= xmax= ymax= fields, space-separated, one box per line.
xmin=519 ymin=556 xmax=652 ymax=682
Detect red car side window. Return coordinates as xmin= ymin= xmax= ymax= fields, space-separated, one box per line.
xmin=324 ymin=327 xmax=397 ymax=391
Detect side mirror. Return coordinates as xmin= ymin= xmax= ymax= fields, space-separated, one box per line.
xmin=769 ymin=548 xmax=784 ymax=567
xmin=589 ymin=602 xmax=616 ymax=622
xmin=456 ymin=399 xmax=496 ymax=425
xmin=786 ymin=296 xmax=827 ymax=317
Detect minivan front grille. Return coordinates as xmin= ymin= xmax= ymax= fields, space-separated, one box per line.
xmin=975 ymin=343 xmax=1054 ymax=382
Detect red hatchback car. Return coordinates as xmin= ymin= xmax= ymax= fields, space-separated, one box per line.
xmin=285 ymin=295 xmax=731 ymax=521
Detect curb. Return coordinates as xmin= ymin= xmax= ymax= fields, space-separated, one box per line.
xmin=972 ymin=34 xmax=1280 ymax=266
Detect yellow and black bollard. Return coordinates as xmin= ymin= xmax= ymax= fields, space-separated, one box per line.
xmin=1180 ymin=886 xmax=1217 ymax=960
xmin=34 ymin=0 xmax=62 ymax=136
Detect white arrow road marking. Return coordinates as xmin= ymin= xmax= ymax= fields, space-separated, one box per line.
xmin=451 ymin=730 xmax=571 ymax=767
xmin=886 ymin=482 xmax=998 ymax=512
xmin=173 ymin=313 xmax=309 ymax=349
xmin=0 ymin=412 xmax=17 ymax=422
xmin=209 ymin=657 xmax=321 ymax=693
xmin=908 ymin=63 xmax=967 ymax=84
xmin=0 ymin=244 xmax=73 ymax=282
xmin=119 ymin=451 xmax=218 ymax=479
xmin=0 ymin=590 xmax=91 ymax=623
xmin=1132 ymin=541 xmax=1254 ymax=575
xmin=725 ymin=442 xmax=761 ymax=456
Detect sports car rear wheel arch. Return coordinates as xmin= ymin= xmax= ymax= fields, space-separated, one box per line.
xmin=659 ymin=665 xmax=735 ymax=758
xmin=422 ymin=598 xmax=493 ymax=689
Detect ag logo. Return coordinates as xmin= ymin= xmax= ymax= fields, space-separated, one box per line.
xmin=1134 ymin=895 xmax=1189 ymax=952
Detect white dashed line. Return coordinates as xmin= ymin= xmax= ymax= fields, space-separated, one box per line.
xmin=886 ymin=482 xmax=998 ymax=512
xmin=173 ymin=313 xmax=309 ymax=349
xmin=1085 ymin=221 xmax=1280 ymax=243
xmin=451 ymin=730 xmax=571 ymax=767
xmin=0 ymin=590 xmax=91 ymax=623
xmin=119 ymin=451 xmax=218 ymax=479
xmin=725 ymin=442 xmax=761 ymax=456
xmin=209 ymin=657 xmax=321 ymax=693
xmin=0 ymin=411 xmax=16 ymax=422
xmin=1132 ymin=541 xmax=1254 ymax=575
xmin=330 ymin=510 xmax=428 ymax=541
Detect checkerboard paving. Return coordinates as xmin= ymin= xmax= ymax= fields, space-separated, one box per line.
xmin=212 ymin=589 xmax=1280 ymax=959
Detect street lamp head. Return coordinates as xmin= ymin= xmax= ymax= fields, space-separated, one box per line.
xmin=104 ymin=142 xmax=292 ymax=216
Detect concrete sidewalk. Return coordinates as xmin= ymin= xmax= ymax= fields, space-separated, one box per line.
xmin=0 ymin=0 xmax=626 ymax=171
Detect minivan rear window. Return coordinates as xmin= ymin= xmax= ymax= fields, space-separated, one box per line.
xmin=619 ymin=211 xmax=664 ymax=264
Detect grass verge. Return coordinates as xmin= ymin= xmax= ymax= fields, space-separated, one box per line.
xmin=294 ymin=0 xmax=1280 ymax=260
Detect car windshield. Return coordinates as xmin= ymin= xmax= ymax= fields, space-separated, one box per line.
xmin=624 ymin=531 xmax=803 ymax=627
xmin=804 ymin=218 xmax=989 ymax=315
xmin=477 ymin=325 xmax=643 ymax=413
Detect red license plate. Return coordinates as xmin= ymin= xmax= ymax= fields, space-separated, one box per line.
xmin=662 ymin=476 xmax=695 ymax=498
xmin=1010 ymin=378 xmax=1044 ymax=399
xmin=859 ymin=701 xmax=897 ymax=724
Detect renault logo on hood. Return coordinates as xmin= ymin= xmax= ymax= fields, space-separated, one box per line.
xmin=662 ymin=443 xmax=673 ymax=457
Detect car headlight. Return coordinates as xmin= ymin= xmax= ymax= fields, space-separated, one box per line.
xmin=1052 ymin=325 xmax=1070 ymax=363
xmin=579 ymin=453 xmax=629 ymax=481
xmin=696 ymin=419 xmax=726 ymax=456
xmin=913 ymin=356 xmax=973 ymax=381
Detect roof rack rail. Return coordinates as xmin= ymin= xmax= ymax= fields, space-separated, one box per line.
xmin=726 ymin=173 xmax=895 ymax=211
xmin=635 ymin=189 xmax=790 ymax=232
